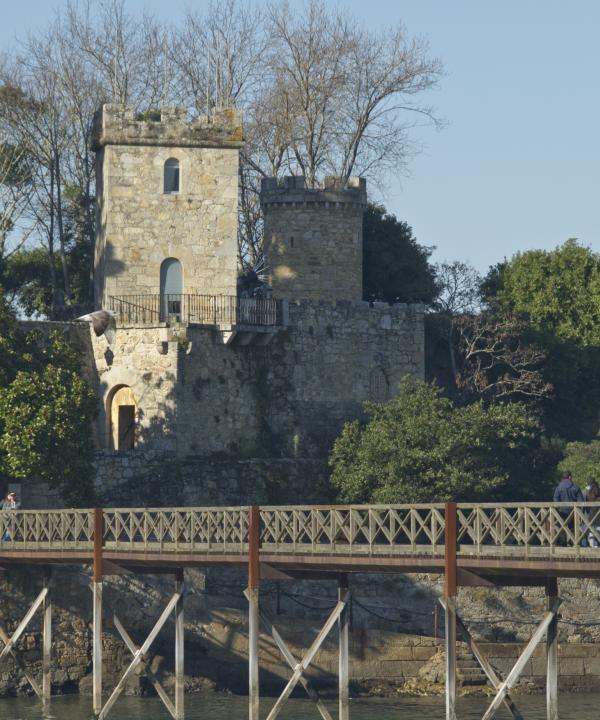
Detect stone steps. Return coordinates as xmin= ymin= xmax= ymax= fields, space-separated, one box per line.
xmin=456 ymin=651 xmax=488 ymax=686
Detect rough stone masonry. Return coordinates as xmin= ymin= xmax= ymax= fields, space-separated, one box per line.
xmin=86 ymin=103 xmax=424 ymax=483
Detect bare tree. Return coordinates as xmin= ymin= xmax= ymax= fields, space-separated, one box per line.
xmin=434 ymin=260 xmax=482 ymax=316
xmin=454 ymin=315 xmax=553 ymax=402
xmin=0 ymin=136 xmax=33 ymax=264
xmin=0 ymin=0 xmax=445 ymax=289
xmin=171 ymin=0 xmax=266 ymax=113
xmin=431 ymin=260 xmax=482 ymax=379
xmin=261 ymin=1 xmax=443 ymax=187
xmin=65 ymin=0 xmax=171 ymax=109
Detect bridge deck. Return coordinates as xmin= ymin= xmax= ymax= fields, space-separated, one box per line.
xmin=1 ymin=503 xmax=600 ymax=580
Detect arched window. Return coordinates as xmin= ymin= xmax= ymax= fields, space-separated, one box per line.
xmin=160 ymin=258 xmax=183 ymax=321
xmin=109 ymin=386 xmax=137 ymax=450
xmin=369 ymin=368 xmax=389 ymax=403
xmin=164 ymin=158 xmax=180 ymax=193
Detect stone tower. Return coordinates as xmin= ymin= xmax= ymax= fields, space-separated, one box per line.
xmin=93 ymin=105 xmax=243 ymax=310
xmin=260 ymin=176 xmax=367 ymax=302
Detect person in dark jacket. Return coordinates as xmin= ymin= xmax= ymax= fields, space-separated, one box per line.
xmin=553 ymin=471 xmax=584 ymax=546
xmin=553 ymin=471 xmax=584 ymax=505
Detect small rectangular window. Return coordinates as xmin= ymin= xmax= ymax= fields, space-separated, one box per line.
xmin=164 ymin=159 xmax=180 ymax=193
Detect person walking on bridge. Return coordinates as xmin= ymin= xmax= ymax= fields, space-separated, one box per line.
xmin=553 ymin=471 xmax=584 ymax=545
xmin=1 ymin=491 xmax=19 ymax=541
xmin=584 ymin=479 xmax=600 ymax=547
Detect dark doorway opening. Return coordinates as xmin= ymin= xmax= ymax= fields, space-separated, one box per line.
xmin=118 ymin=405 xmax=136 ymax=450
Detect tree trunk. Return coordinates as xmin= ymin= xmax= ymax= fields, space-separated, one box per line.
xmin=54 ymin=147 xmax=72 ymax=304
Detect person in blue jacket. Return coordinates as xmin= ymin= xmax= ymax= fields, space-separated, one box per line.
xmin=553 ymin=471 xmax=584 ymax=546
xmin=553 ymin=471 xmax=584 ymax=505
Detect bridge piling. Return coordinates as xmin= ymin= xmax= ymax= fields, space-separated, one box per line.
xmin=175 ymin=568 xmax=185 ymax=720
xmin=444 ymin=502 xmax=458 ymax=720
xmin=546 ymin=578 xmax=559 ymax=720
xmin=338 ymin=573 xmax=350 ymax=720
xmin=248 ymin=505 xmax=261 ymax=720
xmin=93 ymin=507 xmax=104 ymax=718
xmin=42 ymin=566 xmax=52 ymax=709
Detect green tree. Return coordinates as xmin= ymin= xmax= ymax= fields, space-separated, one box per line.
xmin=363 ymin=204 xmax=438 ymax=304
xmin=557 ymin=437 xmax=600 ymax=486
xmin=330 ymin=377 xmax=548 ymax=503
xmin=483 ymin=239 xmax=600 ymax=347
xmin=1 ymin=248 xmax=58 ymax=317
xmin=482 ymin=240 xmax=600 ymax=440
xmin=0 ymin=289 xmax=97 ymax=504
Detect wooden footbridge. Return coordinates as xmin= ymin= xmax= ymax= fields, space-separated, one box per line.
xmin=2 ymin=501 xmax=600 ymax=720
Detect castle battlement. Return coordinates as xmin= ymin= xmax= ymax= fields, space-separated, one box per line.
xmin=260 ymin=175 xmax=367 ymax=208
xmin=92 ymin=104 xmax=243 ymax=150
xmin=260 ymin=176 xmax=367 ymax=302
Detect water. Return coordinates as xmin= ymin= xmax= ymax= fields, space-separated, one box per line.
xmin=0 ymin=693 xmax=598 ymax=720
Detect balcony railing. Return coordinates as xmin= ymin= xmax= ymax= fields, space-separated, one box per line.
xmin=107 ymin=294 xmax=282 ymax=327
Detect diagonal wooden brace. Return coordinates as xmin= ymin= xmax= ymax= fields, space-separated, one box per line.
xmin=266 ymin=599 xmax=347 ymax=720
xmin=243 ymin=589 xmax=334 ymax=720
xmin=481 ymin=599 xmax=561 ymax=720
xmin=98 ymin=591 xmax=181 ymax=720
xmin=113 ymin=614 xmax=177 ymax=720
xmin=0 ymin=624 xmax=42 ymax=697
xmin=0 ymin=587 xmax=47 ymax=662
xmin=439 ymin=598 xmax=523 ymax=720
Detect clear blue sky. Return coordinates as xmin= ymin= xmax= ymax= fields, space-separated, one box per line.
xmin=2 ymin=0 xmax=600 ymax=273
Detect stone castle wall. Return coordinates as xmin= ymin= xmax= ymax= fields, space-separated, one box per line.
xmin=261 ymin=176 xmax=367 ymax=302
xmin=93 ymin=104 xmax=242 ymax=308
xmin=89 ymin=299 xmax=424 ymax=463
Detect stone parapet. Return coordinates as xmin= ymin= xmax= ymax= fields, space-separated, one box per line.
xmin=92 ymin=104 xmax=243 ymax=150
xmin=260 ymin=175 xmax=367 ymax=208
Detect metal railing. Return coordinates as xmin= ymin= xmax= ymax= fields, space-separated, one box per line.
xmin=2 ymin=503 xmax=600 ymax=559
xmin=107 ymin=294 xmax=282 ymax=327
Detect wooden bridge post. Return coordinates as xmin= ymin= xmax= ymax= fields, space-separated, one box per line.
xmin=444 ymin=501 xmax=458 ymax=720
xmin=175 ymin=568 xmax=185 ymax=720
xmin=546 ymin=577 xmax=559 ymax=720
xmin=248 ymin=506 xmax=261 ymax=720
xmin=338 ymin=573 xmax=350 ymax=720
xmin=93 ymin=508 xmax=104 ymax=718
xmin=42 ymin=566 xmax=52 ymax=708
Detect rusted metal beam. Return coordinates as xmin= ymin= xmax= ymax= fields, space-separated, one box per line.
xmin=445 ymin=502 xmax=457 ymax=597
xmin=456 ymin=568 xmax=495 ymax=587
xmin=102 ymin=559 xmax=130 ymax=576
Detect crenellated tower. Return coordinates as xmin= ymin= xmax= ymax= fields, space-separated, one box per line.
xmin=260 ymin=176 xmax=367 ymax=302
xmin=93 ymin=104 xmax=243 ymax=312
